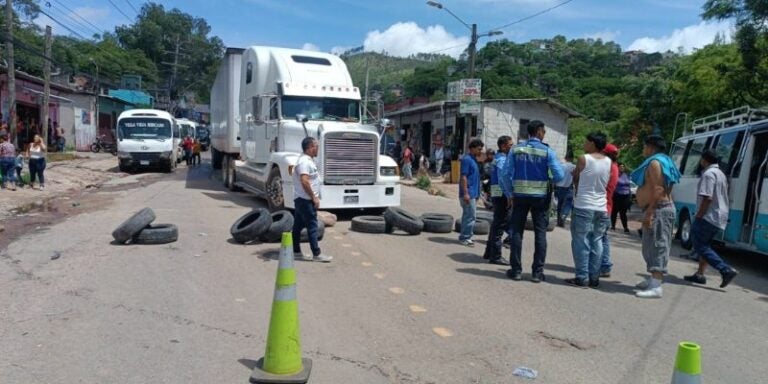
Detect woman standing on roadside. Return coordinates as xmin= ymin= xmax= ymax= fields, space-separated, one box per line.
xmin=0 ymin=131 xmax=18 ymax=190
xmin=611 ymin=163 xmax=632 ymax=233
xmin=27 ymin=134 xmax=47 ymax=190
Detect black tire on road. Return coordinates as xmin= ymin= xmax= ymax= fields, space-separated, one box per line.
xmin=420 ymin=213 xmax=454 ymax=233
xmin=351 ymin=216 xmax=387 ymax=233
xmin=132 ymin=224 xmax=179 ymax=244
xmin=300 ymin=220 xmax=325 ymax=242
xmin=476 ymin=210 xmax=494 ymax=223
xmin=259 ymin=210 xmax=295 ymax=243
xmin=454 ymin=219 xmax=491 ymax=235
xmin=230 ymin=208 xmax=273 ymax=244
xmin=112 ymin=207 xmax=156 ymax=243
xmin=524 ymin=217 xmax=556 ymax=232
xmin=383 ymin=207 xmax=424 ymax=235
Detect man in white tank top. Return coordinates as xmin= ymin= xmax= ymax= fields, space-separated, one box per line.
xmin=566 ymin=132 xmax=611 ymax=288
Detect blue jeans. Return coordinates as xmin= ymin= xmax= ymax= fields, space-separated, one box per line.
xmin=459 ymin=197 xmax=477 ymax=241
xmin=570 ymin=208 xmax=609 ymax=280
xmin=483 ymin=196 xmax=511 ymax=259
xmin=292 ymin=198 xmax=321 ymax=257
xmin=29 ymin=158 xmax=46 ymax=186
xmin=555 ymin=186 xmax=573 ymax=223
xmin=599 ymin=228 xmax=612 ymax=274
xmin=0 ymin=157 xmax=17 ymax=186
xmin=508 ymin=196 xmax=550 ymax=274
xmin=692 ymin=218 xmax=732 ymax=274
xmin=402 ymin=162 xmax=413 ymax=179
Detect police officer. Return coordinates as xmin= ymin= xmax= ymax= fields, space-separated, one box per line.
xmin=482 ymin=135 xmax=513 ymax=265
xmin=501 ymin=120 xmax=564 ymax=283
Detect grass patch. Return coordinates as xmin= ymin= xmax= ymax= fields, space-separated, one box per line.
xmin=415 ymin=175 xmax=431 ymax=190
xmin=47 ymin=152 xmax=78 ymax=162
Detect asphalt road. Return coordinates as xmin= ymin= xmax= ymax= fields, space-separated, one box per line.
xmin=1 ymin=159 xmax=767 ymax=383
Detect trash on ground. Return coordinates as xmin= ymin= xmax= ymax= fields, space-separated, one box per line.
xmin=512 ymin=366 xmax=538 ymax=379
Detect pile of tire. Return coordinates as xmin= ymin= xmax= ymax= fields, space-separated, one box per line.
xmin=351 ymin=208 xmax=456 ymax=235
xmin=112 ymin=207 xmax=179 ymax=245
xmin=231 ymin=209 xmax=325 ymax=244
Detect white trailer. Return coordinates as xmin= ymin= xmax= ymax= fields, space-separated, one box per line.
xmin=210 ymin=46 xmax=401 ymax=210
xmin=211 ymin=47 xmax=244 ymax=176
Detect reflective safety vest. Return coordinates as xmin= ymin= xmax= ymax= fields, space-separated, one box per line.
xmin=510 ymin=140 xmax=551 ymax=197
xmin=489 ymin=152 xmax=506 ymax=197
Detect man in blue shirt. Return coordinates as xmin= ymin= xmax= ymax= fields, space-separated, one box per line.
xmin=482 ymin=135 xmax=513 ymax=264
xmin=501 ymin=120 xmax=564 ymax=283
xmin=458 ymin=138 xmax=485 ymax=246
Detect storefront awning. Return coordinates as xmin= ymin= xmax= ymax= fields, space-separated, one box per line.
xmin=22 ymin=87 xmax=74 ymax=103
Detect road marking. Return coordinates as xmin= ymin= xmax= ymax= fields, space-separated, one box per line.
xmin=409 ymin=305 xmax=427 ymax=313
xmin=333 ymin=236 xmax=343 ymax=240
xmin=374 ymin=273 xmax=385 ymax=279
xmin=350 ymin=251 xmax=362 ymax=256
xmin=389 ymin=287 xmax=405 ymax=294
xmin=342 ymin=243 xmax=352 ymax=248
xmin=432 ymin=327 xmax=453 ymax=337
xmin=361 ymin=262 xmax=373 ymax=267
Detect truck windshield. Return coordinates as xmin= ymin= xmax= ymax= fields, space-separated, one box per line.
xmin=281 ymin=96 xmax=360 ymax=122
xmin=118 ymin=118 xmax=172 ymax=140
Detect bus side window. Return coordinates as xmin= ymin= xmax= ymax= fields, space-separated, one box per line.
xmin=670 ymin=140 xmax=689 ymax=173
xmin=682 ymin=136 xmax=712 ymax=176
xmin=712 ymin=131 xmax=745 ymax=177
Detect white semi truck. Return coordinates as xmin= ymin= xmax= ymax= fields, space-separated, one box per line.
xmin=210 ymin=46 xmax=401 ymax=211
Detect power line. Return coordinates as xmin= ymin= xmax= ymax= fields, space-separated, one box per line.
xmin=124 ymin=0 xmax=140 ymax=15
xmin=488 ymin=0 xmax=575 ymax=33
xmin=52 ymin=0 xmax=108 ymax=36
xmin=107 ymin=0 xmax=134 ymax=23
xmin=46 ymin=2 xmax=100 ymax=39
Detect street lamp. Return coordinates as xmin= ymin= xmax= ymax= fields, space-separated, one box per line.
xmin=426 ymin=1 xmax=502 ymax=78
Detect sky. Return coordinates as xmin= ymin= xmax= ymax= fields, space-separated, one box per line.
xmin=33 ymin=0 xmax=735 ymax=58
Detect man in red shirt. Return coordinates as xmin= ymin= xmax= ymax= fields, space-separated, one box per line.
xmin=599 ymin=143 xmax=620 ymax=277
xmin=182 ymin=135 xmax=194 ymax=165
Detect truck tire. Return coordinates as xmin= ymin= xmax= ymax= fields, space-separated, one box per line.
xmin=420 ymin=213 xmax=454 ymax=233
xmin=230 ymin=208 xmax=272 ymax=244
xmin=351 ymin=216 xmax=387 ymax=233
xmin=112 ymin=207 xmax=156 ymax=243
xmin=300 ymin=220 xmax=325 ymax=242
xmin=266 ymin=167 xmax=285 ymax=211
xmin=132 ymin=224 xmax=179 ymax=245
xmin=383 ymin=207 xmax=424 ymax=235
xmin=454 ymin=219 xmax=491 ymax=235
xmin=476 ymin=210 xmax=494 ymax=223
xmin=212 ymin=148 xmax=223 ymax=170
xmin=259 ymin=210 xmax=295 ymax=243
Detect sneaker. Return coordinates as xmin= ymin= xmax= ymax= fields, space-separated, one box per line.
xmin=39 ymin=185 xmax=45 ymax=190
xmin=506 ymin=270 xmax=522 ymax=281
xmin=599 ymin=271 xmax=611 ymax=278
xmin=530 ymin=272 xmax=545 ymax=283
xmin=314 ymin=254 xmax=333 ymax=263
xmin=588 ymin=279 xmax=600 ymax=288
xmin=720 ymin=269 xmax=739 ymax=288
xmin=635 ymin=278 xmax=650 ymax=290
xmin=564 ymin=278 xmax=587 ymax=287
xmin=459 ymin=239 xmax=474 ymax=247
xmin=295 ymin=252 xmax=312 ymax=261
xmin=636 ymin=286 xmax=663 ymax=298
xmin=683 ymin=273 xmax=707 ymax=285
xmin=489 ymin=257 xmax=509 ymax=266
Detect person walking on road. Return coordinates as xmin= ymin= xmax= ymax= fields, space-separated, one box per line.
xmin=482 ymin=136 xmax=513 ymax=264
xmin=684 ymin=149 xmax=739 ymax=288
xmin=555 ymin=151 xmax=576 ymax=227
xmin=612 ymin=163 xmax=632 ymax=233
xmin=566 ymin=132 xmax=611 ymax=288
xmin=27 ymin=134 xmax=47 ymax=190
xmin=402 ymin=145 xmax=414 ymax=180
xmin=434 ymin=142 xmax=445 ymax=176
xmin=599 ymin=144 xmax=620 ymax=278
xmin=458 ymin=139 xmax=484 ymax=247
xmin=182 ymin=135 xmax=194 ymax=166
xmin=292 ymin=137 xmax=332 ymax=262
xmin=501 ymin=120 xmax=564 ymax=283
xmin=192 ymin=139 xmax=202 ymax=166
xmin=0 ymin=131 xmax=18 ymax=190
xmin=632 ymin=135 xmax=680 ymax=299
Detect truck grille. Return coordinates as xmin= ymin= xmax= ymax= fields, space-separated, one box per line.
xmin=324 ymin=133 xmax=377 ymax=185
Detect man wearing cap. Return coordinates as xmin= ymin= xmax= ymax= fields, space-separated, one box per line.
xmin=567 ymin=132 xmax=611 ymax=288
xmin=599 ymin=143 xmax=620 ymax=278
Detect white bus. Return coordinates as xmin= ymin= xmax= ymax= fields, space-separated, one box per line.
xmin=116 ymin=109 xmax=179 ymax=173
xmin=671 ymin=106 xmax=768 ymax=254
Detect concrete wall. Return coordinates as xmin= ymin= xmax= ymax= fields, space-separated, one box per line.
xmin=67 ymin=93 xmax=97 ymax=151
xmin=480 ymin=101 xmax=569 ymax=159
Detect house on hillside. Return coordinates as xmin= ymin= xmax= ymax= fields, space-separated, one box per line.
xmin=384 ymin=98 xmax=580 ymax=164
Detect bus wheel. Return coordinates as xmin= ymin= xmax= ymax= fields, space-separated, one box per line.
xmin=679 ymin=214 xmax=693 ymax=250
xmin=266 ymin=167 xmax=285 ymax=211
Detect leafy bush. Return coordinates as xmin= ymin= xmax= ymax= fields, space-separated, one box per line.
xmin=415 ymin=175 xmax=431 ymax=190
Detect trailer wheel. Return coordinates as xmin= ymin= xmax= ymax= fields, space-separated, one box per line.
xmin=212 ymin=148 xmax=223 ymax=170
xmin=112 ymin=207 xmax=156 ymax=243
xmin=266 ymin=167 xmax=285 ymax=211
xmin=230 ymin=208 xmax=272 ymax=244
xmin=132 ymin=224 xmax=179 ymax=245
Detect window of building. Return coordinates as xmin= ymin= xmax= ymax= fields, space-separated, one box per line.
xmin=518 ymin=118 xmax=530 ymax=141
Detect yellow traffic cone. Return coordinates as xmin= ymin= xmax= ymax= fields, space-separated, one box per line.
xmin=250 ymin=232 xmax=312 ymax=384
xmin=671 ymin=341 xmax=702 ymax=384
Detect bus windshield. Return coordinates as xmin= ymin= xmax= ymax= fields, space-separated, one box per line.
xmin=281 ymin=96 xmax=360 ymax=122
xmin=179 ymin=124 xmax=195 ymax=138
xmin=118 ymin=118 xmax=172 ymax=140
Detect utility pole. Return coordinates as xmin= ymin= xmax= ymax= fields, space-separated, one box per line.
xmin=468 ymin=23 xmax=477 ymax=78
xmin=41 ymin=25 xmax=51 ymax=147
xmin=5 ymin=0 xmax=16 ymax=142
xmin=161 ymin=36 xmax=187 ymax=114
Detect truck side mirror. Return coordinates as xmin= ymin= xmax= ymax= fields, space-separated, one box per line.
xmin=296 ymin=114 xmax=308 ymax=123
xmin=380 ymin=118 xmax=391 ymax=127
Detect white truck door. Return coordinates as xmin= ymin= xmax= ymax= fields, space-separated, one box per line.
xmin=245 ymin=96 xmax=271 ymax=164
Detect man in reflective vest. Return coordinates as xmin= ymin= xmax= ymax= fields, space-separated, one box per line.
xmin=482 ymin=135 xmax=513 ymax=265
xmin=501 ymin=120 xmax=564 ymax=283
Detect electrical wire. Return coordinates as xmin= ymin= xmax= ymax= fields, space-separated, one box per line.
xmin=124 ymin=0 xmax=140 ymax=15
xmin=36 ymin=8 xmax=126 ymax=67
xmin=107 ymin=0 xmax=134 ymax=23
xmin=46 ymin=2 xmax=101 ymax=39
xmin=51 ymin=0 xmax=109 ymax=35
xmin=487 ymin=0 xmax=575 ymax=33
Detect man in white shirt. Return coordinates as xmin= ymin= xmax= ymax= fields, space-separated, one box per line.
xmin=555 ymin=152 xmax=576 ymax=227
xmin=292 ymin=137 xmax=332 ymax=262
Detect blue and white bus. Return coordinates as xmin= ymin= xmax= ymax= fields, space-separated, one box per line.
xmin=671 ymin=106 xmax=768 ymax=254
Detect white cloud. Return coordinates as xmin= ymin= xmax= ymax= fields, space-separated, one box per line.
xmin=363 ymin=22 xmax=470 ymax=58
xmin=584 ymin=30 xmax=620 ymax=42
xmin=628 ymin=21 xmax=733 ymax=53
xmin=301 ymin=43 xmax=320 ymax=51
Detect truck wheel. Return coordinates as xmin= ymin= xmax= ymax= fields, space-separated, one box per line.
xmin=132 ymin=224 xmax=179 ymax=245
xmin=212 ymin=148 xmax=223 ymax=170
xmin=222 ymin=155 xmax=231 ymax=188
xmin=112 ymin=207 xmax=156 ymax=243
xmin=259 ymin=210 xmax=295 ymax=243
xmin=225 ymin=157 xmax=239 ymax=191
xmin=383 ymin=207 xmax=424 ymax=235
xmin=420 ymin=213 xmax=454 ymax=233
xmin=266 ymin=167 xmax=285 ymax=211
xmin=351 ymin=216 xmax=387 ymax=233
xmin=230 ymin=208 xmax=273 ymax=244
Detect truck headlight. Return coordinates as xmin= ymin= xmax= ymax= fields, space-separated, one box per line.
xmin=380 ymin=166 xmax=398 ymax=177
xmin=117 ymin=151 xmax=131 ymax=159
xmin=159 ymin=151 xmax=172 ymax=159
